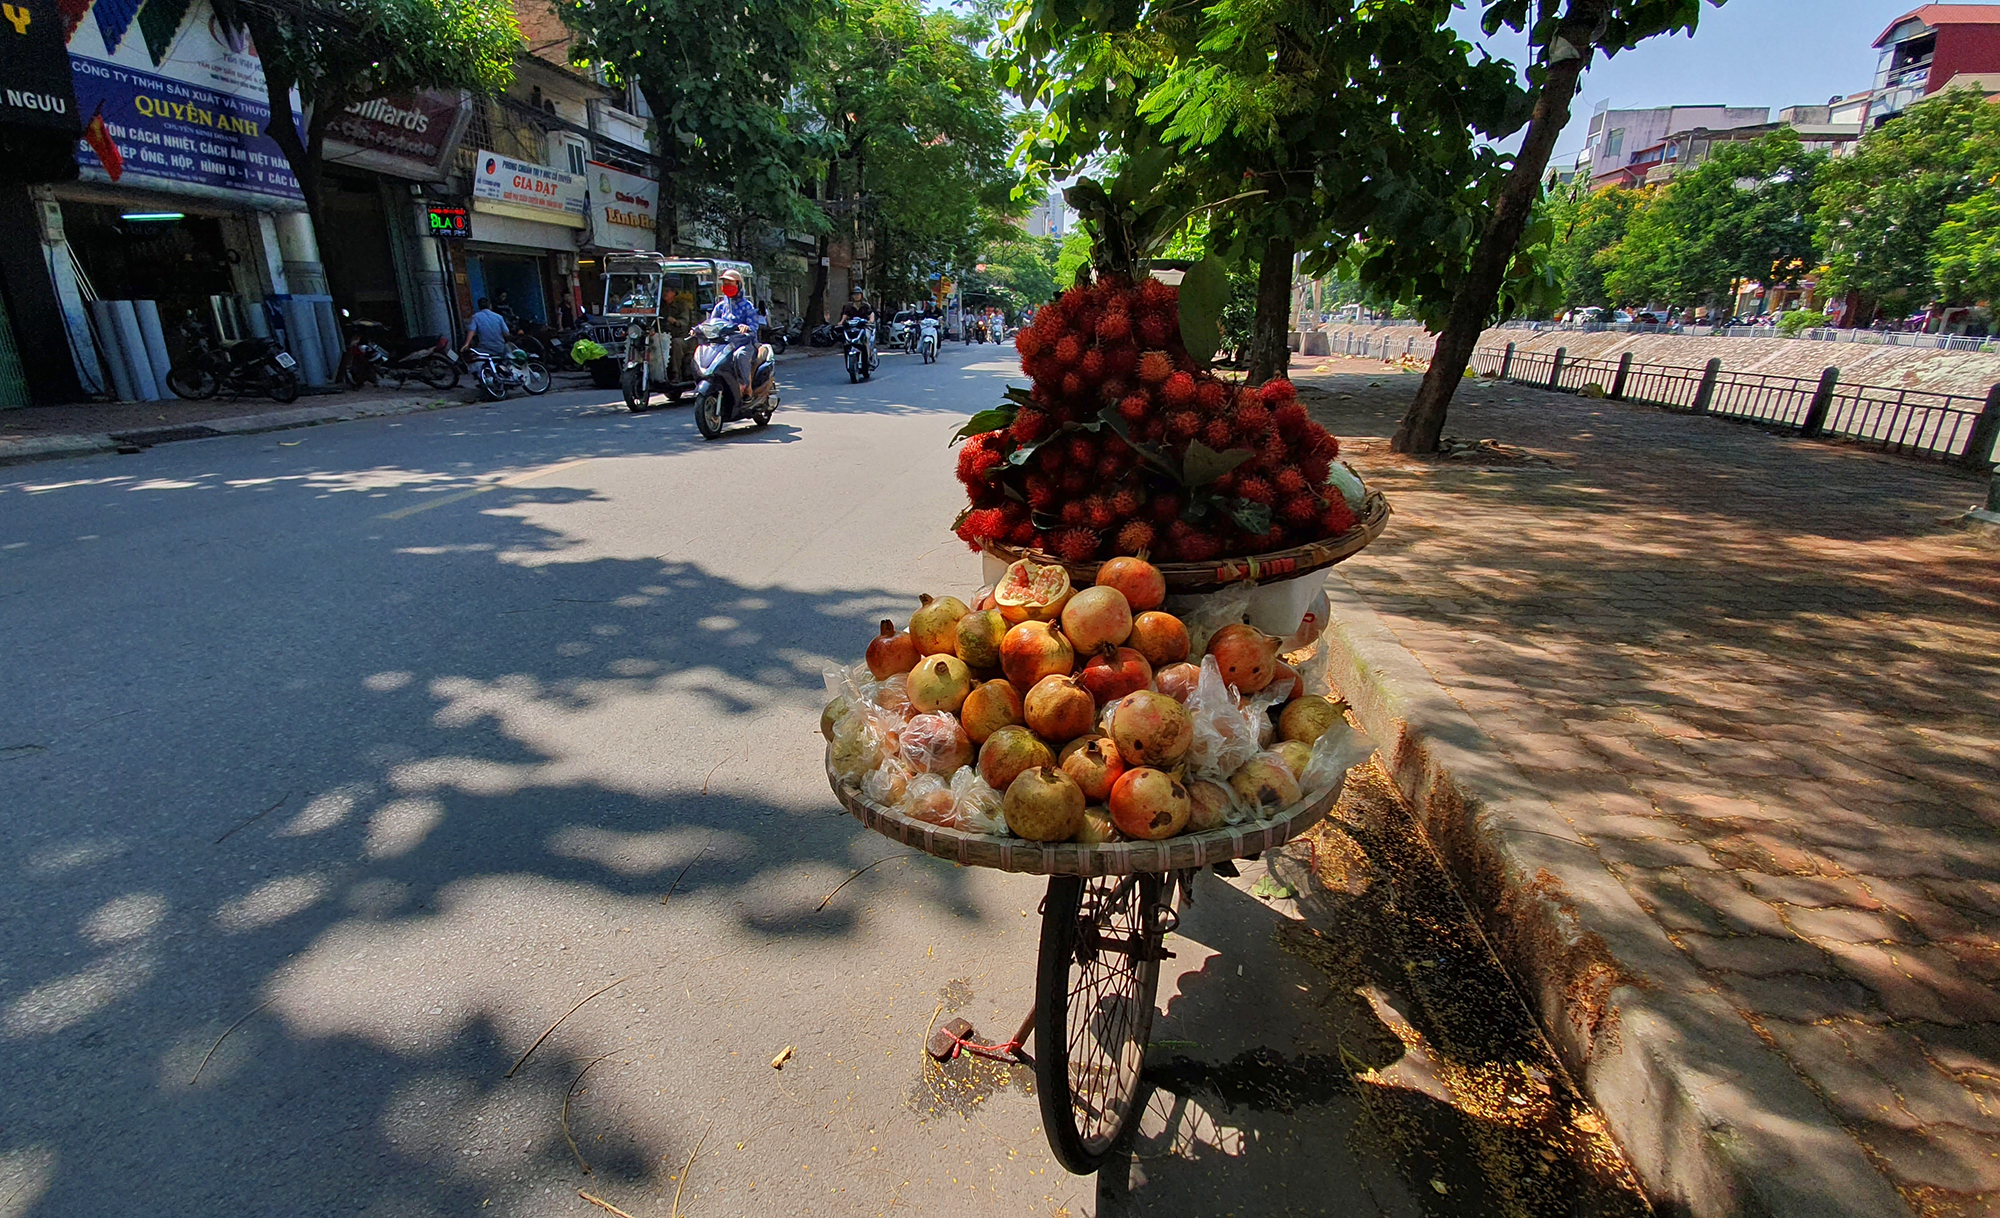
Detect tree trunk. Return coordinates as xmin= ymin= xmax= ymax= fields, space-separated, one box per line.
xmin=1392 ymin=10 xmax=1603 ymax=454
xmin=251 ymin=46 xmax=337 ymax=302
xmin=1244 ymin=234 xmax=1295 ymax=384
xmin=804 ymin=159 xmax=837 ymax=328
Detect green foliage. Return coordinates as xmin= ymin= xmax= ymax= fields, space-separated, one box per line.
xmin=1777 ymin=310 xmax=1829 ymax=336
xmin=800 ymin=0 xmax=1020 ymax=302
xmin=1053 ymin=229 xmax=1092 ymax=290
xmin=1599 ymin=131 xmax=1823 ymax=311
xmin=973 ymin=236 xmax=1062 ymax=313
xmin=1815 ymin=86 xmax=2000 ymax=318
xmin=1934 ymin=185 xmax=2000 ymax=309
xmin=563 ymin=0 xmax=829 ymax=244
xmin=1542 ymin=180 xmax=1646 ymax=310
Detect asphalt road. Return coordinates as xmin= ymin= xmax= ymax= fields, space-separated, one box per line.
xmin=0 ymin=345 xmax=1445 ymax=1218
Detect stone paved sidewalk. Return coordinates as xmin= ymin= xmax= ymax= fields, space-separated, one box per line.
xmin=1297 ymin=355 xmax=2000 ymax=1217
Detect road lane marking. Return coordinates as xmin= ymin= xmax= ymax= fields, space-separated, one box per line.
xmin=377 ymin=458 xmax=596 ymax=519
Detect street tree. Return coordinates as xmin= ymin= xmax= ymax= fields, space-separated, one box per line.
xmin=562 ymin=0 xmax=828 ymax=254
xmin=221 ymin=0 xmax=520 ymax=287
xmin=797 ymin=0 xmax=1018 ymax=320
xmin=1000 ymin=0 xmax=1530 ymax=383
xmin=1391 ymin=0 xmax=1728 ymax=454
xmin=1544 ymin=179 xmax=1646 ymax=311
xmin=1598 ymin=131 xmax=1823 ymax=315
xmin=1815 ymin=86 xmax=2000 ymax=321
xmin=1934 ymin=184 xmax=2000 ymax=310
xmin=976 ymin=236 xmax=1062 ymax=313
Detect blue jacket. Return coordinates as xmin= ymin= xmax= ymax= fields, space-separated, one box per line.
xmin=709 ymin=294 xmax=763 ymax=332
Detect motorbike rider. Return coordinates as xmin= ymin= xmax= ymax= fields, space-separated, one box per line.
xmin=462 ymin=297 xmax=511 ymax=361
xmin=707 ymin=269 xmax=768 ymax=385
xmin=839 ymin=286 xmax=877 ymax=371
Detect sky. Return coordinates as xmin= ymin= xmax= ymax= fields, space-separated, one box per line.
xmin=1444 ymin=0 xmax=1918 ymax=165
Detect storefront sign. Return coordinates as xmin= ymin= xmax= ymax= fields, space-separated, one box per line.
xmin=64 ymin=0 xmax=301 ymax=204
xmin=586 ymin=160 xmax=657 ymax=250
xmin=426 ymin=204 xmax=468 ymax=238
xmin=324 ymin=89 xmax=470 ymax=182
xmin=471 ymin=149 xmax=585 ymax=227
xmin=1 ymin=0 xmax=80 ymax=133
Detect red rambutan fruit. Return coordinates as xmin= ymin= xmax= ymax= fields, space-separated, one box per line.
xmin=1300 ymin=453 xmax=1332 ymax=486
xmin=1235 ymin=475 xmax=1275 ymax=504
xmin=1067 ymin=435 xmax=1097 ymax=466
xmin=1137 ymin=313 xmax=1172 ymax=348
xmin=1095 ymin=452 xmax=1128 ymax=481
xmin=1195 ymin=380 xmax=1229 ymax=414
xmin=955 ymin=433 xmax=1003 ymax=486
xmin=1078 ymin=350 xmax=1107 ymax=384
xmin=1061 ymin=372 xmax=1085 ymax=400
xmin=1060 ymin=499 xmax=1088 ymax=526
xmin=1161 ymin=371 xmax=1197 ymax=407
xmin=1117 ymin=392 xmax=1152 ymax=423
xmin=1177 ymin=529 xmax=1221 ymax=562
xmin=1115 ymin=519 xmax=1156 ymax=555
xmin=956 ymin=507 xmax=1007 ymax=549
xmin=1150 ymin=495 xmax=1183 ymax=525
xmin=1136 ymin=350 xmax=1174 ymax=386
xmin=1258 ymin=378 xmax=1298 ymax=407
xmin=1000 ymin=500 xmax=1030 ymax=524
xmin=1053 ymin=335 xmax=1084 ymax=368
xmin=1307 ymin=426 xmax=1340 ymax=459
xmin=1232 ymin=400 xmax=1271 ymax=436
xmin=1103 ymin=344 xmax=1139 ymax=377
xmin=1321 ymin=498 xmax=1358 ymax=534
xmin=1024 ymin=473 xmax=1056 ymax=508
xmin=1036 ymin=445 xmax=1064 ymax=473
xmin=1110 ymin=485 xmax=1143 ymax=517
xmin=1138 ymin=278 xmax=1176 ymax=311
xmin=1166 ymin=411 xmax=1202 ymax=441
xmin=1097 ymin=377 xmax=1130 ymax=408
xmin=1261 ymin=433 xmax=1290 ymax=469
xmin=1140 ymin=418 xmax=1167 ymax=444
xmin=1052 ymin=527 xmax=1100 ymax=563
xmin=1059 ymin=468 xmax=1089 ymax=496
xmin=1008 ymin=519 xmax=1037 ymax=545
xmin=1201 ymin=418 xmax=1235 ymax=451
xmin=1249 ymin=525 xmax=1288 ymax=553
xmin=1056 ymin=288 xmax=1088 ymax=318
xmin=1212 ymin=470 xmax=1239 ymax=495
xmin=1273 ymin=465 xmax=1309 ymax=496
xmin=1015 ymin=329 xmax=1044 ymax=360
xmin=1279 ymin=493 xmax=1322 ymax=527
xmin=1096 ymin=310 xmax=1132 ymax=345
xmin=1086 ymin=495 xmax=1118 ymax=530
xmin=1272 ymin=401 xmax=1308 ymax=436
xmin=1010 ymin=407 xmax=1051 ymax=444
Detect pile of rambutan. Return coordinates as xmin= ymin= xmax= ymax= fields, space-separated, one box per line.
xmin=952 ymin=273 xmax=1356 ymax=565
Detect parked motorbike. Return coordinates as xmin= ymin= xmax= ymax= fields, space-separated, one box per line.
xmin=783 ymin=315 xmax=807 ymax=347
xmin=808 ymin=321 xmax=837 ymax=348
xmin=760 ymin=317 xmax=789 ymax=355
xmin=690 ymin=319 xmax=777 ymax=439
xmin=463 ymin=348 xmax=551 ymax=400
xmin=166 ymin=314 xmax=301 ymax=403
xmin=842 ymin=317 xmax=875 ymax=383
xmin=341 ymin=319 xmax=459 ymax=390
xmin=917 ymin=315 xmax=940 ymax=364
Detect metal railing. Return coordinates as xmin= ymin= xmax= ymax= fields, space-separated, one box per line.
xmin=1468 ymin=342 xmax=2000 ymax=466
xmin=1484 ymin=317 xmax=1996 ymax=350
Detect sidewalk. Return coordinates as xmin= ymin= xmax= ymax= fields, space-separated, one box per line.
xmin=1298 ymin=355 xmax=2000 ymax=1218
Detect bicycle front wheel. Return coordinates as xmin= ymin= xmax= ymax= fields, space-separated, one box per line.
xmin=1034 ymin=871 xmax=1171 ymax=1175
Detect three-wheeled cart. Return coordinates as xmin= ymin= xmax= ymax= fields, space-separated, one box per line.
xmin=596 ymin=252 xmax=755 ymax=413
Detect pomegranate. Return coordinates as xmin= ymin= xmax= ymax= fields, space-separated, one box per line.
xmin=1187 ymin=780 xmax=1233 ymax=832
xmin=873 ymin=673 xmax=911 ymax=717
xmin=1229 ymin=753 xmax=1301 ymax=813
xmin=1108 ymin=767 xmax=1191 ymax=840
xmin=1206 ymin=623 xmax=1282 ymax=693
xmin=1128 ymin=611 xmax=1190 ymax=667
xmin=907 ymin=654 xmax=972 ymax=714
xmin=1094 ymin=556 xmax=1167 ymax=612
xmin=978 ymin=725 xmax=1054 ymax=791
xmin=955 ymin=608 xmax=1009 ymax=672
xmin=1058 ymin=736 xmax=1126 ymax=802
xmin=999 ymin=620 xmax=1075 ymax=689
xmin=973 ymin=586 xmax=996 ymax=611
xmin=865 ymin=619 xmax=920 ymax=679
xmin=910 ymin=593 xmax=970 ymax=656
xmin=960 ymin=679 xmax=1024 ymax=743
xmin=1024 ymin=674 xmax=1097 ymax=743
xmin=1076 ymin=807 xmax=1119 ymax=845
xmin=1060 ymin=585 xmax=1133 ymax=653
xmin=1154 ymin=662 xmax=1201 ymax=704
xmin=1279 ymin=696 xmax=1346 ymax=745
xmin=1002 ymin=766 xmax=1085 ymax=842
xmin=1272 ymin=739 xmax=1313 ymax=779
xmin=820 ymin=696 xmax=853 ymax=741
xmin=994 ymin=558 xmax=1073 ymax=625
xmin=1266 ymin=661 xmax=1301 ymax=702
xmin=1076 ymin=645 xmax=1153 ymax=704
xmin=1109 ymin=690 xmax=1194 ymax=767
xmin=900 ymin=712 xmax=973 ymax=774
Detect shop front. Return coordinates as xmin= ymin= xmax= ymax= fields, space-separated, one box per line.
xmin=0 ymin=0 xmax=84 ymax=405
xmin=462 ymin=149 xmax=586 ymax=327
xmin=576 ymin=160 xmax=658 ymax=314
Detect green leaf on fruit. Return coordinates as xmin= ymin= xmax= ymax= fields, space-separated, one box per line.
xmin=1250 ymin=876 xmax=1295 ymax=900
xmin=1177 ymin=256 xmax=1229 ymax=366
xmin=1096 ymin=407 xmax=1184 ymax=480
xmin=1223 ymin=497 xmax=1273 ymax=535
xmin=952 ymin=407 xmax=1016 ymax=444
xmin=1181 ymin=439 xmax=1252 ymax=487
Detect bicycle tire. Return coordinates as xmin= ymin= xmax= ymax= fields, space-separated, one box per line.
xmin=1034 ymin=871 xmax=1169 ymax=1175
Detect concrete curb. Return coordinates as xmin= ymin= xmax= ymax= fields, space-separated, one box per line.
xmin=1318 ymin=572 xmax=1911 ymax=1218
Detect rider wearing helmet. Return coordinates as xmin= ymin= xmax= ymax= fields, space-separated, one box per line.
xmin=710 ymin=269 xmax=763 ymax=334
xmin=839 ymin=285 xmax=877 ymax=371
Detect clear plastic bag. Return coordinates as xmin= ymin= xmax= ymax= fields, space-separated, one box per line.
xmin=899 ymin=772 xmax=956 ymax=824
xmin=949 ymin=766 xmax=1008 ymax=836
xmin=901 ymin=712 xmax=972 ymax=775
xmin=861 ymin=756 xmax=913 ymax=806
xmin=1183 ymin=655 xmax=1263 ymax=786
xmin=1298 ymin=720 xmax=1374 ymax=803
xmin=1168 ymin=582 xmax=1254 ymax=662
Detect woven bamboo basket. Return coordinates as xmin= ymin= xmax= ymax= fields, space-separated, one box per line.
xmin=981 ymin=490 xmax=1390 ymax=595
xmin=826 ymin=749 xmax=1349 ymax=877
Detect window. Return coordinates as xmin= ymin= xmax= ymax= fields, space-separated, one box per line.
xmin=556 ymin=134 xmax=587 ymax=176
xmin=1604 ymin=129 xmax=1624 ymax=160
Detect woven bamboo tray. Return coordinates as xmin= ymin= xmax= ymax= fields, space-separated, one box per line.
xmin=982 ymin=490 xmax=1390 ymax=594
xmin=826 ymin=750 xmax=1348 ymax=877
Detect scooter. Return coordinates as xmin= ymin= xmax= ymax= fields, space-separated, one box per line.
xmin=842 ymin=317 xmax=875 ymax=383
xmin=341 ymin=319 xmax=459 ymax=389
xmin=461 ymin=347 xmax=551 ymax=400
xmin=690 ymin=319 xmax=777 ymax=439
xmin=809 ymin=321 xmax=837 ymax=348
xmin=166 ymin=313 xmax=301 ymax=403
xmin=917 ymin=315 xmax=940 ymax=364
